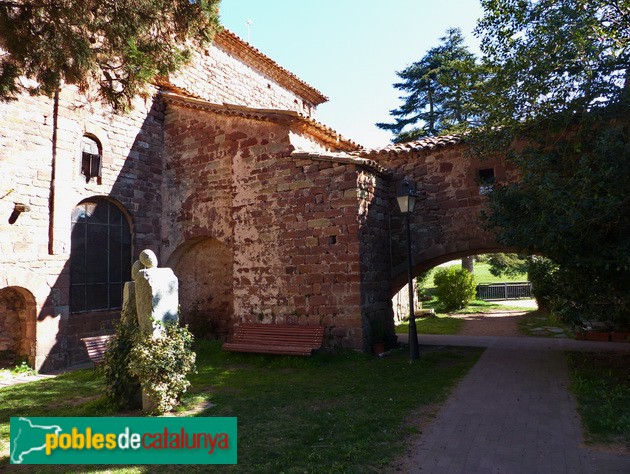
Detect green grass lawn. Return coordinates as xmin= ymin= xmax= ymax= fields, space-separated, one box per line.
xmin=517 ymin=310 xmax=574 ymax=338
xmin=472 ymin=262 xmax=528 ymax=285
xmin=397 ymin=300 xmax=541 ymax=336
xmin=419 ymin=261 xmax=528 ymax=288
xmin=396 ymin=298 xmax=539 ymax=336
xmin=421 ymin=297 xmax=534 ymax=314
xmin=1 ymin=341 xmax=483 ymax=472
xmin=567 ymin=352 xmax=630 ymax=447
xmin=395 ymin=315 xmax=464 ymax=335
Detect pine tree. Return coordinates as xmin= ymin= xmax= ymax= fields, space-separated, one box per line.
xmin=0 ymin=0 xmax=220 ymax=110
xmin=376 ymin=28 xmax=482 ymax=143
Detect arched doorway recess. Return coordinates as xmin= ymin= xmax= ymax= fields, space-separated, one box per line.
xmin=0 ymin=286 xmax=36 ymax=367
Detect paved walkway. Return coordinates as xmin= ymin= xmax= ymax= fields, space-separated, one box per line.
xmin=395 ymin=334 xmax=630 ymax=473
xmin=0 ymin=372 xmax=56 ymax=388
xmin=0 ymin=363 xmax=92 ymax=388
xmin=491 ymin=298 xmax=538 ymax=309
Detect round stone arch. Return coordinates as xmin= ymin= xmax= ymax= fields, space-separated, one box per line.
xmin=390 ymin=246 xmax=518 ymax=297
xmin=0 ymin=286 xmax=36 ymax=360
xmin=79 ymin=123 xmax=112 ymax=158
xmin=75 ymin=195 xmax=134 ymax=231
xmin=0 ymin=282 xmax=40 ymax=367
xmin=0 ymin=266 xmax=52 ymax=369
xmin=166 ymin=236 xmax=234 ymax=340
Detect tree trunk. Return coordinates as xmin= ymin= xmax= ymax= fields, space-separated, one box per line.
xmin=428 ymin=85 xmax=436 ymax=135
xmin=462 ymin=255 xmax=474 ymax=273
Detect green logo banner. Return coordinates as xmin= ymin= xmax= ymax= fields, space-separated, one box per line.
xmin=10 ymin=417 xmax=237 ymax=465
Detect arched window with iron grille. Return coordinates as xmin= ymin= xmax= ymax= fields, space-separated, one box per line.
xmin=70 ymin=198 xmax=132 ymax=313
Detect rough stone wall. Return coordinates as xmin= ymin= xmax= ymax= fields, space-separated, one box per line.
xmin=238 ymin=154 xmax=365 ymax=349
xmin=0 ymin=87 xmax=164 ymax=370
xmin=0 ymin=287 xmax=28 ymax=353
xmin=163 ymin=104 xmax=369 ymax=349
xmin=392 ymin=281 xmax=422 ymax=321
xmin=0 ymin=34 xmax=526 ymax=367
xmin=169 ymin=237 xmax=233 ymax=339
xmin=356 ymin=170 xmax=396 ymax=350
xmin=0 ymin=34 xmax=331 ymax=370
xmin=373 ymin=144 xmax=519 ymax=294
xmin=0 ymin=27 xmax=336 ymax=371
xmin=169 ymin=40 xmax=318 ymax=117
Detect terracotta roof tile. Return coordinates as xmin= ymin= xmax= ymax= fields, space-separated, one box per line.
xmin=159 ymin=90 xmax=360 ymax=152
xmin=358 ymin=135 xmax=462 ymax=156
xmin=214 ymin=29 xmax=328 ymax=106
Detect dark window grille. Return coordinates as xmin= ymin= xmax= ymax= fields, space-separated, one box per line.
xmin=70 ymin=199 xmax=131 ymax=313
xmin=81 ymin=152 xmax=101 ymax=181
xmin=477 ymin=168 xmax=495 ymax=195
xmin=81 ymin=136 xmax=102 ymax=182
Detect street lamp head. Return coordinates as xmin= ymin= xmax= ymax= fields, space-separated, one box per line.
xmin=396 ymin=177 xmax=417 ymax=214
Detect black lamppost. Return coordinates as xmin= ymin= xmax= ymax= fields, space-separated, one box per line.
xmin=397 ymin=178 xmax=420 ymax=361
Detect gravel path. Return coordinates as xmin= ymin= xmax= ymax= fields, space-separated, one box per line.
xmin=454 ymin=310 xmax=527 ymax=337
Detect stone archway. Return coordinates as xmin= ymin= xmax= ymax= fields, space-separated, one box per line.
xmin=166 ymin=236 xmax=233 ymax=340
xmin=0 ymin=286 xmax=36 ymax=367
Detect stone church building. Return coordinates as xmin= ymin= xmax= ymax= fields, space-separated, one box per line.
xmin=0 ymin=30 xmax=512 ymax=371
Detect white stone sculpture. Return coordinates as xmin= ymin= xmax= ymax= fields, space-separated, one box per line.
xmin=133 ymin=249 xmax=179 ymax=338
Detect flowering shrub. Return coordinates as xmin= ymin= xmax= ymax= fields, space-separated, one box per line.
xmin=127 ymin=322 xmax=196 ymax=414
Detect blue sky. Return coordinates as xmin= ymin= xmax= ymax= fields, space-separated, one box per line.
xmin=219 ymin=1 xmax=485 ymax=149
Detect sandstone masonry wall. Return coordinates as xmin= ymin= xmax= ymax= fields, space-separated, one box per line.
xmin=0 ymin=87 xmax=164 ymax=370
xmin=373 ymin=144 xmax=519 ymax=294
xmin=0 ymin=29 xmax=329 ymax=370
xmin=356 ymin=170 xmax=396 ymax=350
xmin=169 ymin=38 xmax=319 ymax=117
xmin=162 ymin=104 xmax=370 ymax=349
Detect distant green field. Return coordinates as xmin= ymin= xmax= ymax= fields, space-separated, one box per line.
xmin=473 ymin=262 xmax=528 ymax=284
xmin=419 ymin=261 xmax=529 ymax=288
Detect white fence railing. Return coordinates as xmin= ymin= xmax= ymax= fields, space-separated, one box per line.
xmin=476 ymin=282 xmax=532 ymax=300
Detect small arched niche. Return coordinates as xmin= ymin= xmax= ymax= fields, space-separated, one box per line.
xmin=0 ymin=286 xmax=36 ymax=367
xmin=167 ymin=237 xmax=234 ymax=340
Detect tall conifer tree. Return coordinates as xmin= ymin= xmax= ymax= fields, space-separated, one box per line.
xmin=377 ymin=28 xmax=482 ymax=142
xmin=0 ymin=0 xmax=221 ymax=109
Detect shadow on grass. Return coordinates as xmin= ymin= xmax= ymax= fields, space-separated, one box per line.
xmin=1 ymin=341 xmax=483 ymax=472
xmin=518 ymin=310 xmax=574 ymax=338
xmin=567 ymin=352 xmax=630 ymax=448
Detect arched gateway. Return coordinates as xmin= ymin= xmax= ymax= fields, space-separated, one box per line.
xmin=157 ymin=88 xmax=522 ymax=355
xmin=279 ymin=136 xmax=519 ymax=351
xmin=0 ymin=28 xmax=521 ymax=370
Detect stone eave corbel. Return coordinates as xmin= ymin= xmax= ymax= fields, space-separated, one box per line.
xmin=291 ymin=151 xmax=392 ymax=177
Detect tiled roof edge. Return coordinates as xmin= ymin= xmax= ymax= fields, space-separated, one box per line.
xmin=358 ymin=135 xmax=463 ymax=156
xmin=159 ymin=90 xmax=360 ymax=152
xmin=214 ymin=29 xmax=329 ymax=106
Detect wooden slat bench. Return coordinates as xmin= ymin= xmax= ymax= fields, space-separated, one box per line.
xmin=222 ymin=324 xmax=325 ymax=356
xmin=81 ymin=335 xmax=114 ymax=366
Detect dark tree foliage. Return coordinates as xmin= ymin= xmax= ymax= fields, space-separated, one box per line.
xmin=484 ymin=115 xmax=630 ymax=325
xmin=0 ymin=0 xmax=221 ymax=109
xmin=376 ymin=28 xmax=483 ymax=142
xmin=480 ymin=253 xmax=529 ymax=278
xmin=475 ymin=0 xmax=630 ymax=325
xmin=476 ymin=0 xmax=629 ymax=130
